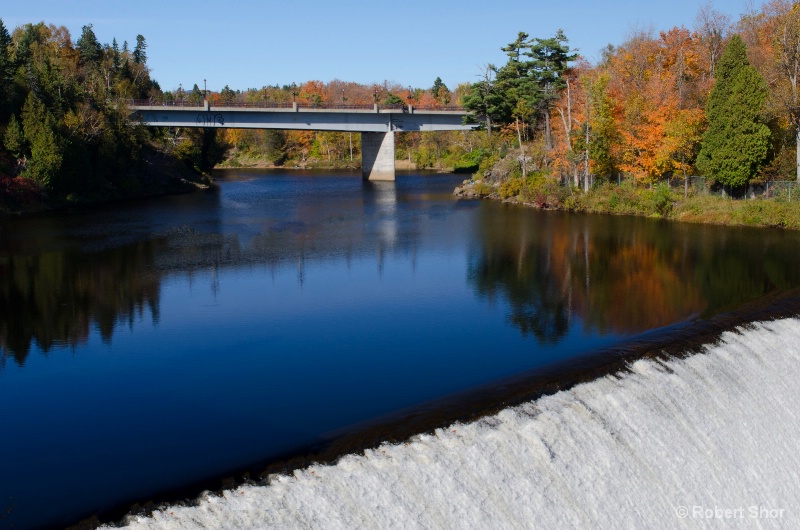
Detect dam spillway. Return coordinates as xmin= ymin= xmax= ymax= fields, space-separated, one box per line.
xmin=118 ymin=317 xmax=800 ymax=529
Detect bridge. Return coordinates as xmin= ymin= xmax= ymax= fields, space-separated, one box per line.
xmin=130 ymin=100 xmax=476 ymax=181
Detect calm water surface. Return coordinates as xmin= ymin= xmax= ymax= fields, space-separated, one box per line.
xmin=2 ymin=170 xmax=800 ymax=528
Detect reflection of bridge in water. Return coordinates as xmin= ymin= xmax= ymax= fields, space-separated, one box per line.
xmin=130 ymin=100 xmax=476 ymax=182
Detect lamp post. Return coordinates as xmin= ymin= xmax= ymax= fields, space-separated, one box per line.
xmin=203 ymin=79 xmax=207 ymax=101
xmin=291 ymin=82 xmax=297 ymax=104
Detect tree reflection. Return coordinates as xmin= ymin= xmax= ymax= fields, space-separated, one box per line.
xmin=469 ymin=206 xmax=800 ymax=342
xmin=0 ymin=241 xmax=163 ymax=366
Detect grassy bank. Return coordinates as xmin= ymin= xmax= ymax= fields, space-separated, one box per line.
xmin=455 ymin=175 xmax=800 ymax=230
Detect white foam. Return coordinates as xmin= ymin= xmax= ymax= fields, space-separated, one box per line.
xmin=118 ymin=318 xmax=800 ymax=529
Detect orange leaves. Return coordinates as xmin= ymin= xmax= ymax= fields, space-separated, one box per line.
xmin=413 ymin=91 xmax=438 ymax=109
xmin=285 ymin=130 xmax=314 ymax=160
xmin=299 ymin=80 xmax=326 ymax=106
xmin=602 ymin=26 xmax=711 ymax=181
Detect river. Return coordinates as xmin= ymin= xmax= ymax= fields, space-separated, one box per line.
xmin=1 ymin=170 xmax=799 ymax=529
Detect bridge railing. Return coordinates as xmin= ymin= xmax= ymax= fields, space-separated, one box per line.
xmin=127 ymin=99 xmax=466 ymax=112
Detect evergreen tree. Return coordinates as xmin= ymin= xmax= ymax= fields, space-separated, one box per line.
xmin=431 ymin=77 xmax=451 ymax=105
xmin=525 ymin=29 xmax=577 ymax=149
xmin=133 ymin=35 xmax=147 ymax=65
xmin=696 ymin=35 xmax=770 ymax=189
xmin=0 ymin=19 xmax=10 ymax=109
xmin=220 ymin=85 xmax=236 ymax=104
xmin=494 ymin=32 xmax=536 ymax=126
xmin=21 ymin=94 xmax=63 ymax=188
xmin=189 ymin=83 xmax=203 ymax=105
xmin=3 ymin=113 xmax=24 ymax=157
xmin=431 ymin=77 xmax=444 ymax=97
xmin=111 ymin=38 xmax=121 ymax=69
xmin=76 ymin=24 xmax=102 ymax=66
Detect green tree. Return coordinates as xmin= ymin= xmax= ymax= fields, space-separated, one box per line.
xmin=76 ymin=24 xmax=102 ymax=66
xmin=189 ymin=83 xmax=203 ymax=105
xmin=383 ymin=92 xmax=403 ymax=106
xmin=697 ymin=35 xmax=770 ymax=189
xmin=574 ymin=73 xmax=619 ymax=181
xmin=3 ymin=113 xmax=24 ymax=157
xmin=220 ymin=85 xmax=236 ymax=104
xmin=462 ymin=64 xmax=503 ymax=134
xmin=0 ymin=18 xmax=11 ymax=117
xmin=133 ymin=34 xmax=147 ymax=65
xmin=494 ymin=32 xmax=536 ymax=128
xmin=525 ymin=29 xmax=578 ymax=150
xmin=111 ymin=37 xmax=121 ymax=69
xmin=432 ymin=77 xmax=451 ymax=105
xmin=21 ymin=94 xmax=64 ymax=188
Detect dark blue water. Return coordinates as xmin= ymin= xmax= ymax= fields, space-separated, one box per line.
xmin=2 ymin=170 xmax=800 ymax=529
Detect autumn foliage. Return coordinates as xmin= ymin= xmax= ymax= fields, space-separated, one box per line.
xmin=460 ymin=2 xmax=800 ymax=187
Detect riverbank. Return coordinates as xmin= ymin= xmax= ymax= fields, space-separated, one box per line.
xmin=216 ymin=148 xmax=454 ymax=172
xmin=113 ymin=315 xmax=800 ymax=529
xmin=0 ymin=145 xmax=213 ymax=217
xmin=454 ymin=177 xmax=800 ymax=230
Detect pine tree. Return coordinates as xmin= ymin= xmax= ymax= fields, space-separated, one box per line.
xmin=21 ymin=94 xmax=63 ymax=188
xmin=111 ymin=38 xmax=121 ymax=69
xmin=76 ymin=24 xmax=102 ymax=66
xmin=525 ymin=29 xmax=577 ymax=150
xmin=3 ymin=114 xmax=24 ymax=157
xmin=0 ymin=18 xmax=10 ymax=117
xmin=462 ymin=64 xmax=504 ymax=135
xmin=696 ymin=35 xmax=770 ymax=189
xmin=431 ymin=77 xmax=450 ymax=105
xmin=133 ymin=35 xmax=147 ymax=65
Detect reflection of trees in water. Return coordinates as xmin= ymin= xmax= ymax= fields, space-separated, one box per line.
xmin=0 ymin=241 xmax=163 ymax=366
xmin=469 ymin=245 xmax=570 ymax=345
xmin=470 ymin=207 xmax=800 ymax=342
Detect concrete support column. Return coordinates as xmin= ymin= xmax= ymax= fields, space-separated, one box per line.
xmin=361 ymin=131 xmax=395 ymax=181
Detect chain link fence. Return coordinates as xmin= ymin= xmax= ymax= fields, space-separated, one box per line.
xmin=564 ymin=173 xmax=799 ymax=201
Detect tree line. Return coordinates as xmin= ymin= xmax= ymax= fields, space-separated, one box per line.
xmin=187 ymin=79 xmax=472 ymax=170
xmin=462 ymin=1 xmax=800 ymax=190
xmin=5 ymin=3 xmax=800 ymax=201
xmin=0 ymin=21 xmax=156 ymax=192
xmin=0 ymin=19 xmax=223 ymax=205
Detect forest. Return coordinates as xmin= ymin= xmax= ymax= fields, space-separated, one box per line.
xmin=458 ymin=1 xmax=800 ymax=190
xmin=0 ymin=20 xmax=218 ymax=212
xmin=3 ymin=1 xmax=800 ymax=213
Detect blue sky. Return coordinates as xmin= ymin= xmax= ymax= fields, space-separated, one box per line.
xmin=4 ymin=0 xmax=758 ymax=92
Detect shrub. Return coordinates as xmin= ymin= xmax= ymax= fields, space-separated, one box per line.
xmin=651 ymin=183 xmax=674 ymax=216
xmin=499 ymin=177 xmax=524 ymax=199
xmin=476 ymin=182 xmax=495 ymax=197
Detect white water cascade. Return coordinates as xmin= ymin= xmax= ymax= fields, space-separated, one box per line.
xmin=119 ymin=318 xmax=800 ymax=529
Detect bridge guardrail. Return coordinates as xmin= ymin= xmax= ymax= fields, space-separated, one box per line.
xmin=127 ymin=99 xmax=466 ymax=112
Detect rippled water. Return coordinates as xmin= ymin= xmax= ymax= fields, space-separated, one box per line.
xmin=1 ymin=170 xmax=799 ymax=528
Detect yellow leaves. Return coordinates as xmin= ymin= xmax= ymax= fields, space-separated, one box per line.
xmin=63 ymin=103 xmax=105 ymax=144
xmin=224 ymin=129 xmax=244 ymax=148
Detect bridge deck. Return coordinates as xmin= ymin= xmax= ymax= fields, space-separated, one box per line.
xmin=131 ymin=101 xmax=474 ymax=133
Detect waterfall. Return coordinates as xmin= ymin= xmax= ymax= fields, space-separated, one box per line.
xmin=119 ymin=318 xmax=800 ymax=529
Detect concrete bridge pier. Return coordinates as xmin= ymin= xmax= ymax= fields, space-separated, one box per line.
xmin=361 ymin=131 xmax=395 ymax=181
